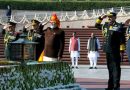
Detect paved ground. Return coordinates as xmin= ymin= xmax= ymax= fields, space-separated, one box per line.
xmin=73 ymin=65 xmax=130 ymax=90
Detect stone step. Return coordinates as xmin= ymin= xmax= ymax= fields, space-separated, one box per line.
xmin=0 ymin=55 xmax=5 ymax=58
xmin=63 ymin=50 xmax=105 ymax=53
xmin=87 ymin=25 xmax=97 ymax=28
xmin=64 ymin=34 xmax=102 ymax=37
xmin=63 ymin=28 xmax=99 ymax=31
xmin=65 ymin=36 xmax=104 ymax=39
xmin=0 ymin=52 xmax=4 ymax=54
xmin=0 ymin=49 xmax=4 ymax=52
xmin=64 ymin=31 xmax=102 ymax=34
xmin=0 ymin=28 xmax=129 ymax=65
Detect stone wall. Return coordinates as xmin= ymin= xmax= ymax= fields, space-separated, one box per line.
xmin=1 ymin=9 xmax=130 ymax=31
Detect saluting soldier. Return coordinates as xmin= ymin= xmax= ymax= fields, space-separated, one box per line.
xmin=23 ymin=19 xmax=45 ymax=60
xmin=95 ymin=11 xmax=126 ymax=90
xmin=2 ymin=22 xmax=19 ymax=60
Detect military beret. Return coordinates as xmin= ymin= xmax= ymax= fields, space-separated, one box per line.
xmin=107 ymin=11 xmax=117 ymax=17
xmin=31 ymin=19 xmax=40 ymax=25
xmin=7 ymin=21 xmax=16 ymax=26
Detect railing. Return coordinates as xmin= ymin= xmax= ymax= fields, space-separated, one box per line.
xmin=0 ymin=7 xmax=130 ymax=23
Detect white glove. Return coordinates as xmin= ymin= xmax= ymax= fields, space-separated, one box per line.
xmin=3 ymin=24 xmax=9 ymax=29
xmin=25 ymin=23 xmax=31 ymax=28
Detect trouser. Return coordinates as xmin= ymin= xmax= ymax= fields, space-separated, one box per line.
xmin=4 ymin=44 xmax=11 ymax=60
xmin=126 ymin=39 xmax=130 ymax=63
xmin=71 ymin=57 xmax=78 ymax=67
xmin=106 ymin=53 xmax=121 ymax=89
xmin=88 ymin=56 xmax=97 ymax=67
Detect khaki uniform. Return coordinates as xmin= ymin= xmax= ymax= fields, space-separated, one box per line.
xmin=3 ymin=31 xmax=19 ymax=59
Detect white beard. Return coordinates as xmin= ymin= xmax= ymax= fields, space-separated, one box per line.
xmin=50 ymin=24 xmax=57 ymax=29
xmin=50 ymin=25 xmax=54 ymax=29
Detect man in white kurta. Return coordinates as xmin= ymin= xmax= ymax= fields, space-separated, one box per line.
xmin=87 ymin=33 xmax=101 ymax=69
xmin=69 ymin=32 xmax=80 ymax=69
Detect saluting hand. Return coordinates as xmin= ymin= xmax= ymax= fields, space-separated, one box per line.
xmin=3 ymin=24 xmax=10 ymax=29
xmin=101 ymin=14 xmax=107 ymax=19
xmin=42 ymin=21 xmax=49 ymax=26
xmin=25 ymin=23 xmax=31 ymax=29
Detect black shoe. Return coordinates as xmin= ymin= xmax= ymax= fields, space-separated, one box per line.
xmin=71 ymin=66 xmax=74 ymax=68
xmin=89 ymin=67 xmax=93 ymax=69
xmin=105 ymin=88 xmax=113 ymax=90
xmin=76 ymin=66 xmax=79 ymax=69
xmin=94 ymin=67 xmax=97 ymax=69
xmin=113 ymin=88 xmax=120 ymax=90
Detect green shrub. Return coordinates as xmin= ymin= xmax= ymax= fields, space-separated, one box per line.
xmin=0 ymin=1 xmax=130 ymax=11
xmin=0 ymin=61 xmax=75 ymax=90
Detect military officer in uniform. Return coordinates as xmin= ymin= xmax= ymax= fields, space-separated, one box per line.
xmin=95 ymin=11 xmax=126 ymax=90
xmin=2 ymin=22 xmax=19 ymax=60
xmin=23 ymin=19 xmax=45 ymax=60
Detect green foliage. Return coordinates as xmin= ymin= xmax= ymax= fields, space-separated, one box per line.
xmin=1 ymin=0 xmax=130 ymax=1
xmin=0 ymin=61 xmax=75 ymax=90
xmin=0 ymin=1 xmax=130 ymax=11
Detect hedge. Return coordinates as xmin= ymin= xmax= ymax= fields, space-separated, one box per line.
xmin=0 ymin=1 xmax=130 ymax=11
xmin=0 ymin=61 xmax=75 ymax=90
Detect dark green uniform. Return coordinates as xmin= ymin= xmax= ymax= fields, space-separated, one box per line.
xmin=95 ymin=16 xmax=126 ymax=90
xmin=3 ymin=30 xmax=19 ymax=60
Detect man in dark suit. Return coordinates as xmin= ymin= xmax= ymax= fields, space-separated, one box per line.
xmin=95 ymin=11 xmax=126 ymax=90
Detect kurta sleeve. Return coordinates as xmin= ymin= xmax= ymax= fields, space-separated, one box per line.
xmin=87 ymin=39 xmax=90 ymax=49
xmin=96 ymin=38 xmax=101 ymax=49
xmin=78 ymin=38 xmax=80 ymax=51
xmin=69 ymin=38 xmax=72 ymax=52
